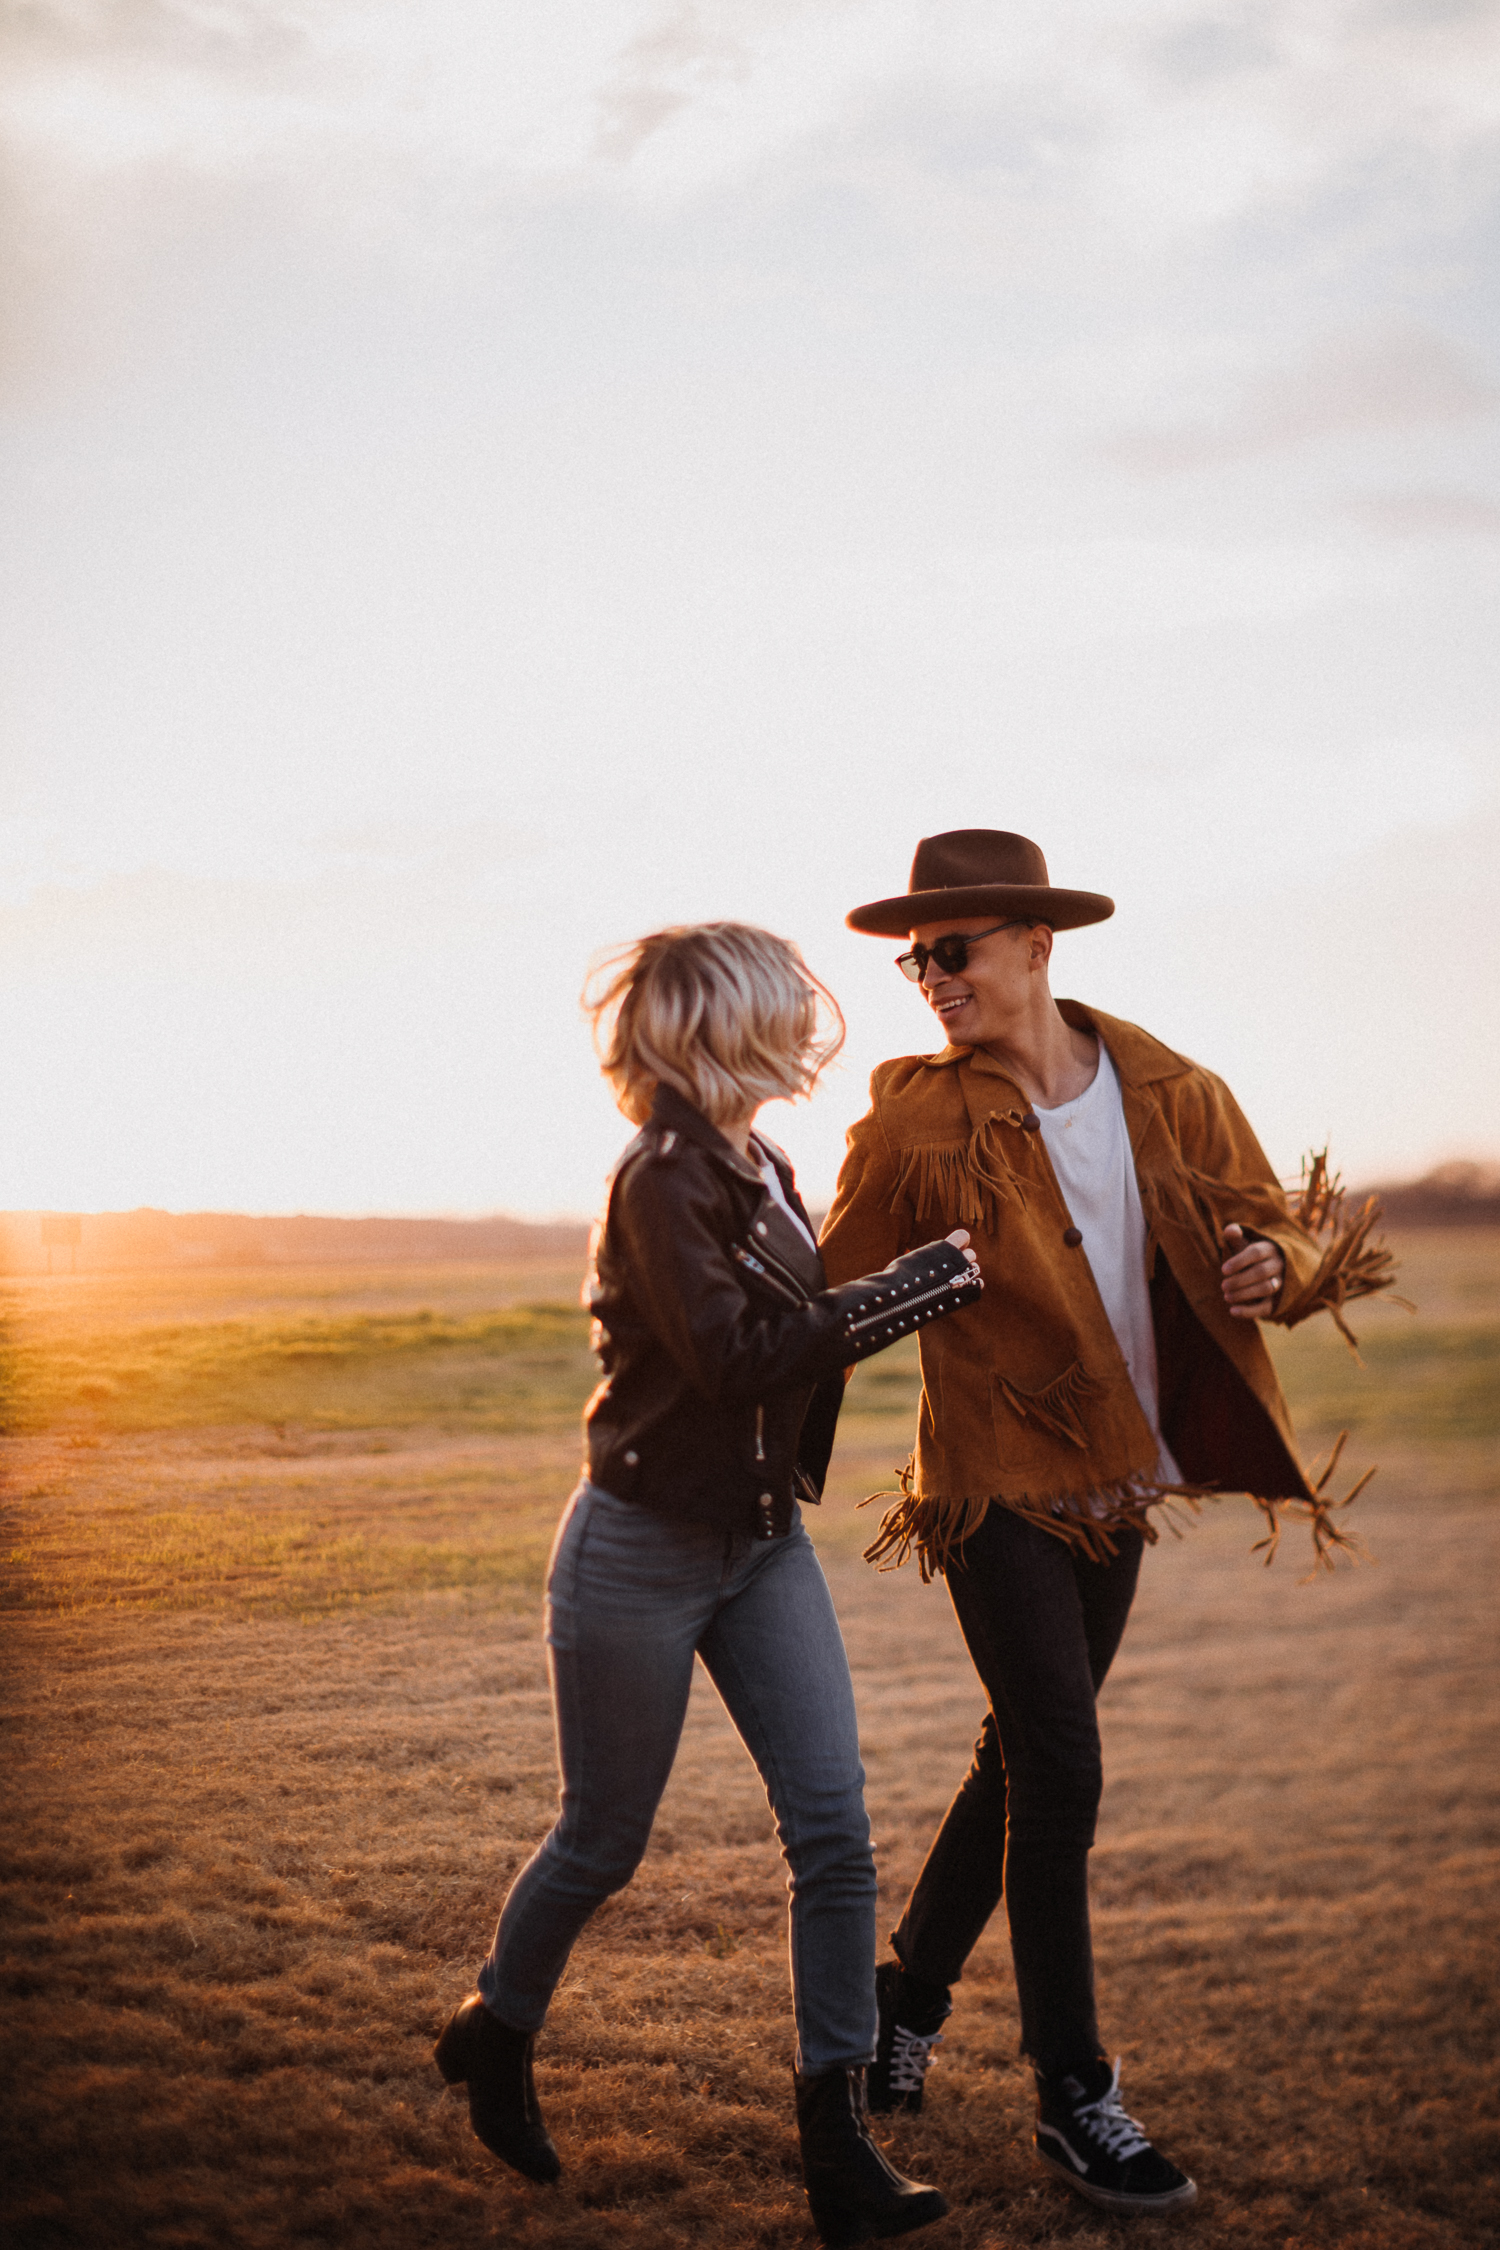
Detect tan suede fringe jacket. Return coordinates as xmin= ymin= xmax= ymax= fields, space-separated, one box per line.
xmin=818 ymin=1002 xmax=1401 ymax=1578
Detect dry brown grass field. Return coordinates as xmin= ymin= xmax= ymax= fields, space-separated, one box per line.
xmin=2 ymin=1233 xmax=1497 ymax=2250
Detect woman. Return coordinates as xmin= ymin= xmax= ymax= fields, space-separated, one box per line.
xmin=435 ymin=922 xmax=983 ymax=2247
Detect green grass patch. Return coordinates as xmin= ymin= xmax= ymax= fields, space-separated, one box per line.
xmin=0 ymin=1303 xmax=597 ymax=1435
xmin=1267 ymin=1317 xmax=1500 ymax=1445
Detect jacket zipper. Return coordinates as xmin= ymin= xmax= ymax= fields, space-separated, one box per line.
xmin=731 ymin=1243 xmax=810 ymax=1307
xmin=746 ymin=1230 xmax=815 ymax=1298
xmin=845 ymin=1274 xmax=971 ymax=1337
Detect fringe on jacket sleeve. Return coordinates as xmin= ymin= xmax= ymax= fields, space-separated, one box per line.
xmin=1272 ymin=1149 xmax=1412 ymax=1353
xmin=1249 ymin=1431 xmax=1376 ymax=1577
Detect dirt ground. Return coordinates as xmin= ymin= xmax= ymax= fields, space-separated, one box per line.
xmin=2 ymin=1246 xmax=1497 ymax=2249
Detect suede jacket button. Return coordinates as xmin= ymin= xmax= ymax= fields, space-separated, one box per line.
xmin=1022 ymin=1111 xmax=1041 ymax=1132
xmin=1063 ymin=1226 xmax=1083 ymax=1247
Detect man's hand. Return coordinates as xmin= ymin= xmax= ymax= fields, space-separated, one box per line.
xmin=1221 ymin=1223 xmax=1283 ymax=1318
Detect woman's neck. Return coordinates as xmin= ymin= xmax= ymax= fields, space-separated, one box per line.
xmin=718 ymin=1109 xmax=759 ymax=1159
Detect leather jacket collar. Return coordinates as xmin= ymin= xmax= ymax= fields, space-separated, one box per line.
xmin=649 ymin=1083 xmax=767 ymax=1186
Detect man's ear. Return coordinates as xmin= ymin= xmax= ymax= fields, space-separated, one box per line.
xmin=1029 ymin=924 xmax=1054 ymax=971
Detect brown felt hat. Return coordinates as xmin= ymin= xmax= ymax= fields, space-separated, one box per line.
xmin=846 ymin=829 xmax=1114 ymax=937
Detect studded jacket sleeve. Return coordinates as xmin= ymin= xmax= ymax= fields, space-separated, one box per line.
xmin=609 ymin=1148 xmax=982 ymax=1407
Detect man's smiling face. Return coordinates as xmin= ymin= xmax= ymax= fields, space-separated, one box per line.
xmin=906 ymin=917 xmax=1041 ymax=1048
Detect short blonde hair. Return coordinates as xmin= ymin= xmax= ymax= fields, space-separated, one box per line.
xmin=584 ymin=923 xmax=845 ymax=1128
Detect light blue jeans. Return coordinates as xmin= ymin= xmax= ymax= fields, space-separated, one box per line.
xmin=478 ymin=1481 xmax=878 ymax=2072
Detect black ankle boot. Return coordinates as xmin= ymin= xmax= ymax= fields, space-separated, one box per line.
xmin=794 ymin=2064 xmax=948 ymax=2247
xmin=433 ymin=1994 xmax=561 ymax=2183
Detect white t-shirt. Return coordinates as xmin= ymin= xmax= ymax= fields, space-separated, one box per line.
xmin=754 ymin=1145 xmax=820 ymax=1255
xmin=1034 ymin=1043 xmax=1182 ymax=1486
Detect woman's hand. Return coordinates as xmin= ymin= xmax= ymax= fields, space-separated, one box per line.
xmin=946 ymin=1228 xmax=981 ymax=1273
xmin=1221 ymin=1222 xmax=1283 ymax=1318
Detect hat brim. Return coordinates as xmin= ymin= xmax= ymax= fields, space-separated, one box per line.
xmin=846 ymin=883 xmax=1115 ymax=937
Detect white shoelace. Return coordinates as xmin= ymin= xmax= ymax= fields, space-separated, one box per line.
xmin=888 ymin=2023 xmax=943 ymax=2096
xmin=1072 ymin=2060 xmax=1151 ymax=2160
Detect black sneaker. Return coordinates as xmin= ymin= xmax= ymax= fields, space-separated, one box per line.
xmin=868 ymin=1960 xmax=951 ymax=2115
xmin=1033 ymin=2056 xmax=1197 ymax=2214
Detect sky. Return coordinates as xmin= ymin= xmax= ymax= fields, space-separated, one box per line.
xmin=3 ymin=0 xmax=1498 ymax=1218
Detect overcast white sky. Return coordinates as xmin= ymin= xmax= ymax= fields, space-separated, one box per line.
xmin=3 ymin=0 xmax=1498 ymax=1217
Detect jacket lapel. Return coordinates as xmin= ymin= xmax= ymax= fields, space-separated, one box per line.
xmin=651 ymin=1088 xmax=826 ymax=1290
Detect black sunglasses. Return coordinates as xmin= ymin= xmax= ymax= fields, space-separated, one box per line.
xmin=895 ymin=920 xmax=1027 ymax=982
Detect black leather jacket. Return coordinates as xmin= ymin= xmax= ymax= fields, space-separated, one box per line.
xmin=584 ymin=1086 xmax=983 ymax=1539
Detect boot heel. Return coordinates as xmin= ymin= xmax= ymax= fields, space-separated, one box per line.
xmin=804 ymin=2199 xmax=878 ymax=2250
xmin=807 ymin=2183 xmax=948 ymax=2248
xmin=433 ymin=2000 xmax=475 ymax=2083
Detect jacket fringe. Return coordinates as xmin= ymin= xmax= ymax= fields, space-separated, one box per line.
xmin=1276 ymin=1149 xmax=1412 ymax=1353
xmin=994 ymin=1359 xmax=1108 ymax=1450
xmin=891 ymin=1114 xmax=1031 ymax=1234
xmin=863 ymin=1437 xmax=1374 ymax=1582
xmin=860 ymin=1457 xmax=1217 ymax=1583
xmin=1136 ymin=1160 xmax=1226 ymax=1268
xmin=1248 ymin=1430 xmax=1375 ymax=1578
xmin=1139 ymin=1144 xmax=1408 ymax=1356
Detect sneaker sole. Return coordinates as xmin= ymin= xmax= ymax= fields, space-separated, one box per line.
xmin=1034 ymin=2146 xmax=1198 ymax=2215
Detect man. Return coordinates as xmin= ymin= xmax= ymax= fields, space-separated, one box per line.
xmin=818 ymin=829 xmax=1394 ymax=2219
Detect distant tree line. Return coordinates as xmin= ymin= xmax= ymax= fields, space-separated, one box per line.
xmin=1366 ymin=1161 xmax=1500 ymax=1227
xmin=0 ymin=1208 xmax=591 ymax=1275
xmin=3 ymin=1162 xmax=1497 ymax=1274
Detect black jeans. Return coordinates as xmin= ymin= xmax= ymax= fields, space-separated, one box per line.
xmin=891 ymin=1503 xmax=1142 ymax=2076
